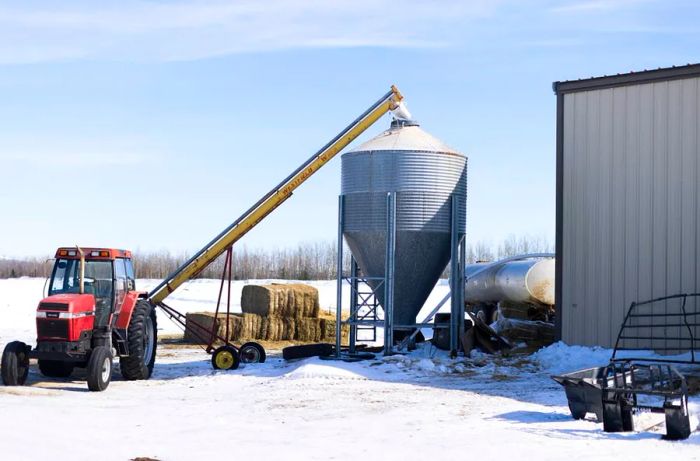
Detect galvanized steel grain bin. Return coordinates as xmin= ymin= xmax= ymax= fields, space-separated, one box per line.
xmin=341 ymin=119 xmax=467 ymax=327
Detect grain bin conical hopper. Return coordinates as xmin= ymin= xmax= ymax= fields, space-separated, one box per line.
xmin=341 ymin=119 xmax=467 ymax=332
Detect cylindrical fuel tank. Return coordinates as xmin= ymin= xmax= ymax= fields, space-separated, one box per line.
xmin=341 ymin=119 xmax=467 ymax=326
xmin=465 ymin=258 xmax=555 ymax=306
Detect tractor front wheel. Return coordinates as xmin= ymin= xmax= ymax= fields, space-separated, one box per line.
xmin=87 ymin=346 xmax=112 ymax=392
xmin=1 ymin=341 xmax=30 ymax=386
xmin=38 ymin=360 xmax=74 ymax=378
xmin=212 ymin=345 xmax=240 ymax=370
xmin=120 ymin=300 xmax=157 ymax=380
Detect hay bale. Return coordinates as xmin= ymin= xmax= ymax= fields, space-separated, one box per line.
xmin=241 ymin=313 xmax=264 ymax=340
xmin=185 ymin=312 xmax=232 ymax=344
xmin=241 ymin=283 xmax=320 ymax=318
xmin=319 ymin=318 xmax=349 ymax=341
xmin=283 ymin=317 xmax=297 ymax=341
xmin=229 ymin=314 xmax=244 ymax=340
xmin=263 ymin=317 xmax=281 ymax=341
xmin=295 ymin=318 xmax=322 ymax=342
xmin=185 ymin=309 xmax=352 ymax=345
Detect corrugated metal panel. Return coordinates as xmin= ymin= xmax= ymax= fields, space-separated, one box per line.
xmin=341 ymin=150 xmax=467 ymax=232
xmin=561 ymin=76 xmax=700 ymax=347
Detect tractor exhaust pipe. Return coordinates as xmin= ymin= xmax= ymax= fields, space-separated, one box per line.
xmin=76 ymin=245 xmax=85 ymax=295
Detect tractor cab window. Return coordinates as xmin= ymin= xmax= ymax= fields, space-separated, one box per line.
xmin=49 ymin=258 xmax=114 ymax=327
xmin=49 ymin=259 xmax=79 ymax=294
xmin=114 ymin=258 xmax=128 ymax=311
xmin=125 ymin=259 xmax=136 ymax=290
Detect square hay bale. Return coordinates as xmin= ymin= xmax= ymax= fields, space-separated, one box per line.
xmin=241 ymin=283 xmax=320 ymax=318
xmin=241 ymin=313 xmax=264 ymax=340
xmin=294 ymin=318 xmax=323 ymax=342
xmin=283 ymin=317 xmax=297 ymax=341
xmin=228 ymin=314 xmax=244 ymax=341
xmin=263 ymin=317 xmax=282 ymax=341
xmin=319 ymin=318 xmax=350 ymax=341
xmin=185 ymin=312 xmax=231 ymax=344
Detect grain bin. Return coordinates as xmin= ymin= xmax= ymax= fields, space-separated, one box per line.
xmin=341 ymin=119 xmax=467 ymax=330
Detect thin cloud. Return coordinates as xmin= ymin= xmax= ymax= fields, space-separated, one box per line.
xmin=0 ymin=135 xmax=161 ymax=168
xmin=3 ymin=151 xmax=148 ymax=167
xmin=550 ymin=0 xmax=653 ymax=14
xmin=0 ymin=0 xmax=501 ymax=64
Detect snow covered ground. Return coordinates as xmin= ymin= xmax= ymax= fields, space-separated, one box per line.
xmin=1 ymin=278 xmax=699 ymax=461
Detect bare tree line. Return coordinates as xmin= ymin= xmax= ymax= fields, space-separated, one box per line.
xmin=0 ymin=235 xmax=553 ymax=280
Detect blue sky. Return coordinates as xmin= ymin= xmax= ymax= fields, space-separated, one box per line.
xmin=1 ymin=0 xmax=699 ymax=258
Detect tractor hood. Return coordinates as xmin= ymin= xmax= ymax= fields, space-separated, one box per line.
xmin=37 ymin=293 xmax=95 ymax=314
xmin=36 ymin=293 xmax=96 ymax=342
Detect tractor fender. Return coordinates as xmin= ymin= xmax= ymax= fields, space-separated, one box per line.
xmin=115 ymin=291 xmax=146 ymax=329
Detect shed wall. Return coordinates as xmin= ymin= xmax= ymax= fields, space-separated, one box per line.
xmin=561 ymin=76 xmax=700 ymax=347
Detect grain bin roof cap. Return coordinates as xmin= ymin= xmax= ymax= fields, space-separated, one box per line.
xmin=349 ymin=120 xmax=461 ymax=155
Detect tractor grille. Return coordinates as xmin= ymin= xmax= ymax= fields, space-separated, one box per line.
xmin=38 ymin=302 xmax=69 ymax=311
xmin=37 ymin=319 xmax=69 ymax=339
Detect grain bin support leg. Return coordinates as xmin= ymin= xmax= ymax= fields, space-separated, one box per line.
xmin=349 ymin=258 xmax=359 ymax=354
xmin=449 ymin=194 xmax=465 ymax=357
xmin=383 ymin=192 xmax=397 ymax=356
xmin=335 ymin=195 xmax=345 ymax=359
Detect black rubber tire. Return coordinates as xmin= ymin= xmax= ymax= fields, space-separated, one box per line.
xmin=1 ymin=341 xmax=30 ymax=386
xmin=282 ymin=343 xmax=334 ymax=361
xmin=120 ymin=300 xmax=157 ymax=380
xmin=211 ymin=346 xmax=240 ymax=370
xmin=38 ymin=360 xmax=74 ymax=378
xmin=87 ymin=346 xmax=112 ymax=392
xmin=240 ymin=342 xmax=266 ymax=364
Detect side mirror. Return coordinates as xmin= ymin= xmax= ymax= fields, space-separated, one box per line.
xmin=127 ymin=279 xmax=135 ymax=291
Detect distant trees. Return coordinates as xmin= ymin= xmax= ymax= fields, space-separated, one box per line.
xmin=0 ymin=257 xmax=53 ymax=279
xmin=0 ymin=235 xmax=552 ymax=280
xmin=495 ymin=234 xmax=554 ymax=259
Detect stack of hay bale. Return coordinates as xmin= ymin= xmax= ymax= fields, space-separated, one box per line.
xmin=185 ymin=283 xmax=347 ymax=344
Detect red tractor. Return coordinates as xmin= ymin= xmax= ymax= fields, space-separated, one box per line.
xmin=1 ymin=247 xmax=156 ymax=391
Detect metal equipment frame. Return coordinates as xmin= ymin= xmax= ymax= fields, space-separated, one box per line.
xmin=335 ymin=192 xmax=466 ymax=357
xmin=554 ymin=292 xmax=699 ymax=440
xmin=156 ymin=247 xmax=241 ymax=356
xmin=611 ymin=293 xmax=700 ymax=364
xmin=602 ymin=361 xmax=691 ymax=440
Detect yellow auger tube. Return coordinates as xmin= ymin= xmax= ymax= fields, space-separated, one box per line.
xmin=148 ymin=86 xmax=405 ymax=305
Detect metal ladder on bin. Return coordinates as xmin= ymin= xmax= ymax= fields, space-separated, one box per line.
xmin=354 ymin=282 xmax=381 ymax=343
xmin=347 ymin=260 xmax=384 ymax=348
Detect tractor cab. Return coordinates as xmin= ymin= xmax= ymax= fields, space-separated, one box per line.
xmin=45 ymin=248 xmax=136 ymax=331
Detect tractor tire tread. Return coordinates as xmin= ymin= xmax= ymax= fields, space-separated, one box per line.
xmin=86 ymin=346 xmax=112 ymax=392
xmin=1 ymin=341 xmax=29 ymax=386
xmin=119 ymin=299 xmax=157 ymax=380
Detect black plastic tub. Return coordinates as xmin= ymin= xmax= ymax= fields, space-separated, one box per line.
xmin=552 ymin=367 xmax=607 ymax=421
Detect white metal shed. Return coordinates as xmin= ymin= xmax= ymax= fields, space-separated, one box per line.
xmin=554 ymin=64 xmax=700 ymax=347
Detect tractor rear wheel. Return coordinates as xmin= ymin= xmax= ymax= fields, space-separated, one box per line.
xmin=38 ymin=360 xmax=74 ymax=378
xmin=240 ymin=342 xmax=266 ymax=364
xmin=212 ymin=345 xmax=240 ymax=370
xmin=120 ymin=300 xmax=157 ymax=380
xmin=87 ymin=346 xmax=112 ymax=392
xmin=1 ymin=341 xmax=30 ymax=386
